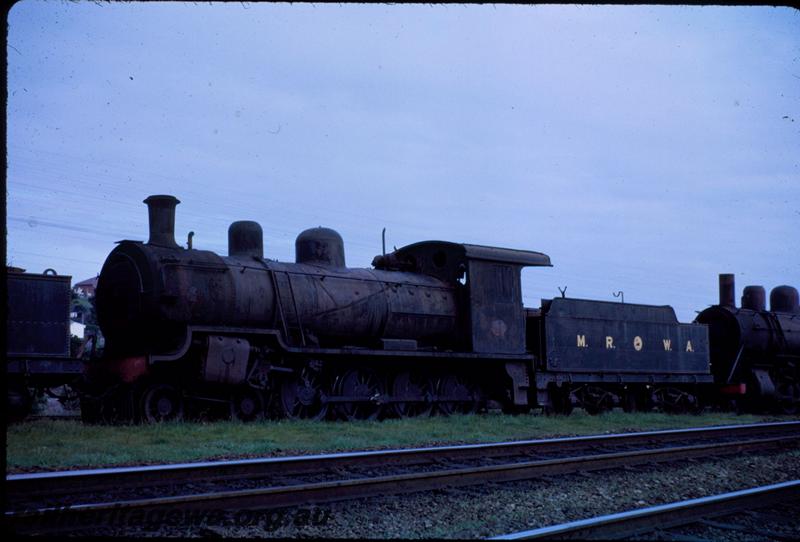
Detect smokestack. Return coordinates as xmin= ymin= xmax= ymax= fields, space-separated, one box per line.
xmin=719 ymin=273 xmax=735 ymax=308
xmin=143 ymin=195 xmax=181 ymax=248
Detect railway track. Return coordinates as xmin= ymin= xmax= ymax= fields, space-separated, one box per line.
xmin=6 ymin=421 xmax=800 ymax=534
xmin=491 ymin=479 xmax=800 ymax=540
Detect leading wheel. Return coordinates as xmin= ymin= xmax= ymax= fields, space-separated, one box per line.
xmin=141 ymin=383 xmax=184 ymax=423
xmin=230 ymin=387 xmax=265 ymax=422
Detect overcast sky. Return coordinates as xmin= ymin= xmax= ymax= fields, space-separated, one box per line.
xmin=6 ymin=2 xmax=799 ymax=321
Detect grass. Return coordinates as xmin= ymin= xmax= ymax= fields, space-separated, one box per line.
xmin=6 ymin=410 xmax=795 ymax=473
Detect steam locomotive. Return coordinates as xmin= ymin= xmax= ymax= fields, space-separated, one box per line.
xmin=11 ymin=194 xmax=798 ymax=422
xmin=697 ymin=274 xmax=800 ymax=414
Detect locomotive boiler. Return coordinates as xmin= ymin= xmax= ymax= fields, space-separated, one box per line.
xmin=96 ymin=196 xmax=460 ymax=357
xmin=696 ymin=274 xmax=800 ymax=413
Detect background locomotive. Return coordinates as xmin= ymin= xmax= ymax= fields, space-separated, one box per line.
xmin=697 ymin=274 xmax=800 ymax=414
xmin=6 ymin=268 xmax=85 ymax=419
xmin=78 ymin=194 xmax=720 ymax=422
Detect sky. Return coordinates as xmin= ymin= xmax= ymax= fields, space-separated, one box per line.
xmin=6 ymin=2 xmax=799 ymax=322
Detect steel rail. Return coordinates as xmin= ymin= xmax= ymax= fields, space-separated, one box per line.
xmin=490 ymin=479 xmax=800 ymax=540
xmin=7 ymin=421 xmax=800 ymax=498
xmin=6 ymin=433 xmax=799 ymax=534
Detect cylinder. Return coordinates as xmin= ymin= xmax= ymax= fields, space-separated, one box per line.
xmin=143 ymin=195 xmax=180 ymax=248
xmin=296 ymin=227 xmax=346 ymax=268
xmin=770 ymin=285 xmax=800 ymax=313
xmin=741 ymin=285 xmax=766 ymax=311
xmin=228 ymin=221 xmax=263 ymax=258
xmin=719 ymin=273 xmax=735 ymax=308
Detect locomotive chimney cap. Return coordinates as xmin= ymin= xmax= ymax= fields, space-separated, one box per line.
xmin=143 ymin=194 xmax=181 ymax=248
xmin=144 ymin=195 xmax=181 ymax=205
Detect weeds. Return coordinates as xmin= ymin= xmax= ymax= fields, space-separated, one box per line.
xmin=7 ymin=410 xmax=793 ymax=472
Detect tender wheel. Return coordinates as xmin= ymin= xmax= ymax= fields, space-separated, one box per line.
xmin=653 ymin=387 xmax=700 ymax=414
xmin=437 ymin=374 xmax=479 ymax=415
xmin=577 ymin=385 xmax=614 ymax=415
xmin=141 ymin=383 xmax=184 ymax=423
xmin=391 ymin=371 xmax=434 ymax=418
xmin=230 ymin=387 xmax=265 ymax=422
xmin=336 ymin=368 xmax=386 ymax=421
xmin=279 ymin=367 xmax=329 ymax=420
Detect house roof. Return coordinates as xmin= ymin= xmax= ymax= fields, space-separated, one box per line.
xmin=74 ymin=276 xmax=99 ymax=288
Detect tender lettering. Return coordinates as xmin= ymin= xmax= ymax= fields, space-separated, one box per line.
xmin=633 ymin=336 xmax=643 ymax=351
xmin=686 ymin=340 xmax=693 ymax=352
xmin=605 ymin=336 xmax=615 ymax=349
xmin=663 ymin=339 xmax=672 ymax=351
xmin=577 ymin=335 xmax=587 ymax=348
